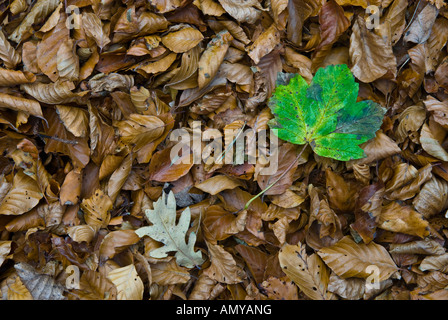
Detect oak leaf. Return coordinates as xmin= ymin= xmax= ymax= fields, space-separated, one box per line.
xmin=135 ymin=191 xmax=204 ymax=268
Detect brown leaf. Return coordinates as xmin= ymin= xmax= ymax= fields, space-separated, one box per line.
xmin=234 ymin=244 xmax=268 ymax=284
xmin=55 ymin=105 xmax=89 ymax=138
xmin=0 ymin=30 xmax=21 ymax=69
xmin=0 ymin=93 xmax=43 ymax=119
xmin=348 ymin=131 xmax=401 ymax=166
xmin=198 ymin=29 xmax=233 ymax=88
xmin=0 ymin=68 xmax=36 ymax=86
xmin=80 ymin=189 xmax=112 ymax=231
xmin=279 ymin=242 xmax=331 ymax=300
xmin=82 ymin=12 xmax=111 ymax=50
xmin=43 ymin=108 xmax=90 ymax=169
xmin=420 ymin=120 xmax=448 ymax=161
xmin=15 ymin=262 xmax=65 ymax=300
xmin=349 ymin=16 xmax=397 ymax=83
xmin=9 ymin=0 xmax=60 ymax=44
xmin=257 ymin=143 xmax=308 ymax=195
xmin=36 ymin=11 xmax=70 ymax=82
xmin=106 ymin=264 xmax=144 ymax=300
xmin=203 ymin=204 xmax=247 ymax=242
xmin=161 ymin=26 xmax=204 ymax=53
xmin=148 ymin=145 xmax=194 ymax=182
xmin=389 ymin=238 xmax=445 ymax=255
xmin=375 ymin=0 xmax=407 ymax=45
xmin=351 ymin=183 xmax=383 ymax=243
xmin=424 ymin=96 xmax=448 ymax=127
xmin=311 ymin=0 xmax=350 ymax=71
xmin=195 ymin=175 xmax=245 ymax=195
xmin=0 ymin=170 xmax=43 ymax=216
xmin=403 ymin=3 xmax=438 ymax=44
xmin=114 ymin=114 xmax=166 ymax=151
xmin=317 ymin=236 xmax=398 ymax=281
xmin=247 ymin=24 xmax=281 ymax=65
xmin=413 ymin=177 xmax=448 ymax=219
xmin=217 ymin=0 xmax=264 ymax=24
xmin=21 ymin=81 xmax=86 ymax=105
xmin=107 ymin=154 xmax=133 ymax=203
xmin=151 ymin=258 xmax=191 ymax=285
xmin=77 ymin=270 xmax=117 ymax=300
xmin=203 ymin=241 xmax=246 ymax=284
xmin=259 ymin=276 xmax=299 ymax=300
xmin=327 ymin=272 xmax=365 ymax=300
xmin=287 ymin=0 xmax=321 ymax=46
xmin=99 ymin=230 xmax=140 ymax=260
xmin=378 ymin=201 xmax=429 ymax=238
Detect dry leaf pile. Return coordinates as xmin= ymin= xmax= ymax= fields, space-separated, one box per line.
xmin=0 ymin=0 xmax=448 ymax=300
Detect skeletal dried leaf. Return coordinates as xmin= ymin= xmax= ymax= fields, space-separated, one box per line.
xmin=14 ymin=263 xmax=65 ymax=300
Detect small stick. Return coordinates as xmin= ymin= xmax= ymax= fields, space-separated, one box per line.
xmin=37 ymin=133 xmax=79 ymax=145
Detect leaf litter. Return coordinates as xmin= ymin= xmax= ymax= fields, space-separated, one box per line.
xmin=0 ymin=0 xmax=447 ymax=301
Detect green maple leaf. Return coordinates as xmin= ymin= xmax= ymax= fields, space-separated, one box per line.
xmin=268 ymin=64 xmax=386 ymax=161
xmin=135 ymin=191 xmax=204 ymax=268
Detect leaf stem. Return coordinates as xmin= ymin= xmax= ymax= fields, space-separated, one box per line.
xmin=243 ymin=143 xmax=308 ymax=211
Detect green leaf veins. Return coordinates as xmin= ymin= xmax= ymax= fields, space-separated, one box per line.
xmin=268 ymin=64 xmax=386 ymax=161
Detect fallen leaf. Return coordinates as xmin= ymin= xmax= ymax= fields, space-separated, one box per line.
xmin=161 ymin=26 xmax=204 ymax=53
xmin=107 ymin=264 xmax=144 ymax=300
xmin=0 ymin=170 xmax=43 ymax=216
xmin=378 ymin=201 xmax=429 ymax=238
xmin=14 ymin=262 xmax=65 ymax=300
xmin=135 ymin=191 xmax=204 ymax=268
xmin=349 ymin=16 xmax=397 ymax=83
xmin=204 ymin=241 xmax=246 ymax=284
xmin=278 ymin=242 xmax=331 ymax=300
xmin=317 ymin=236 xmax=398 ymax=281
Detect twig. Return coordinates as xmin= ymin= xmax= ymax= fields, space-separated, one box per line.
xmin=37 ymin=133 xmax=79 ymax=145
xmin=403 ymin=0 xmax=422 ymax=34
